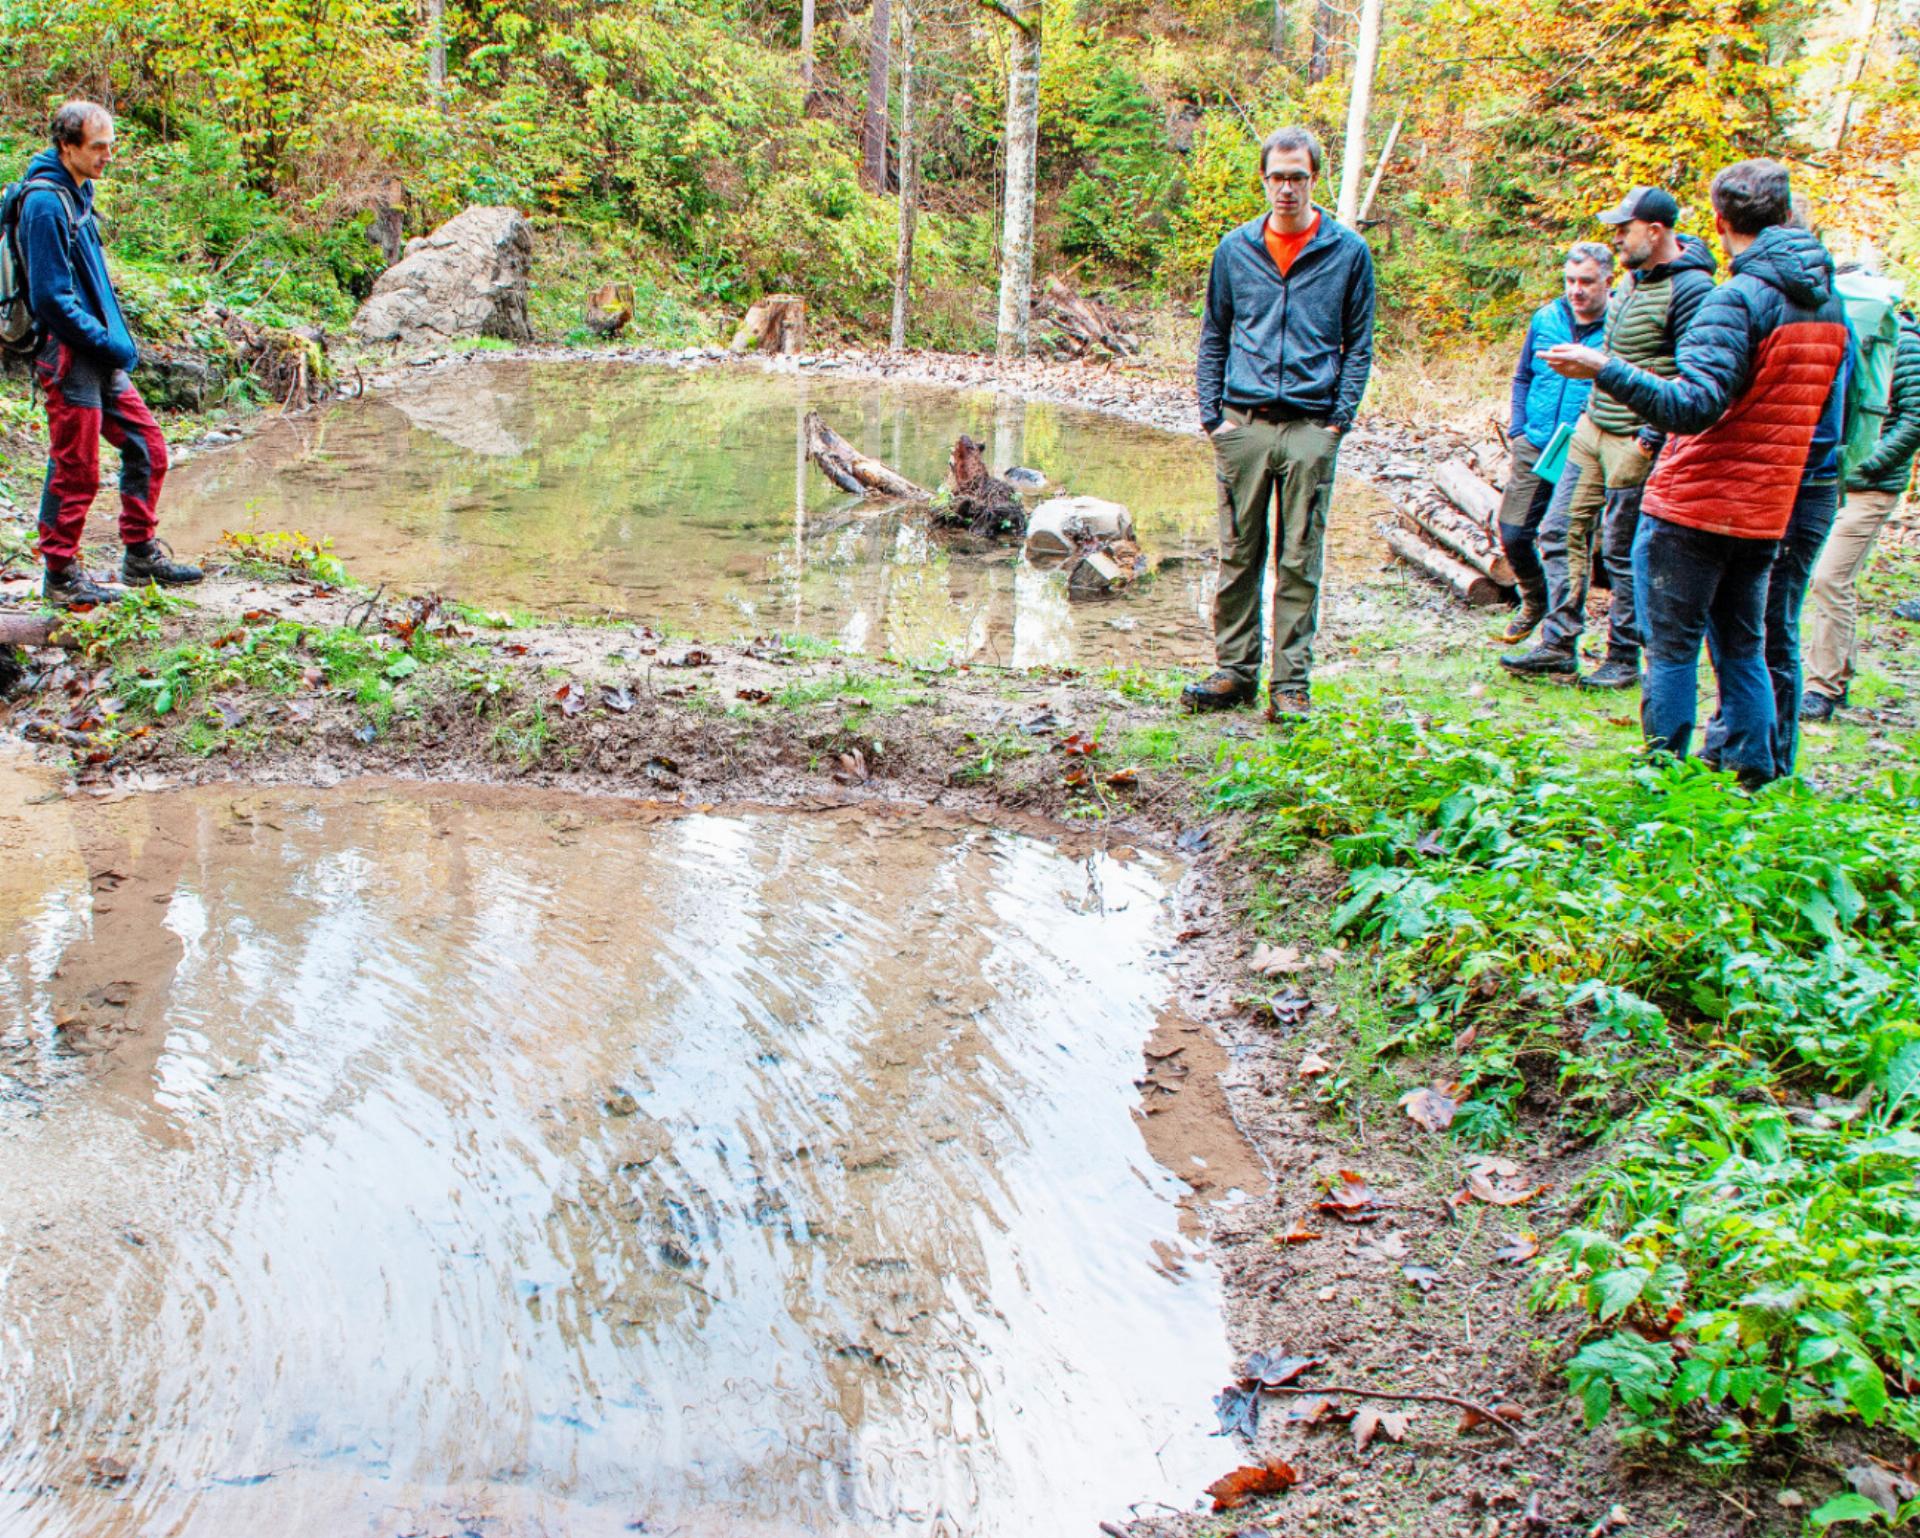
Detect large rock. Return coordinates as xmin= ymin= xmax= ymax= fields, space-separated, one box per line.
xmin=352 ymin=206 xmax=532 ymax=345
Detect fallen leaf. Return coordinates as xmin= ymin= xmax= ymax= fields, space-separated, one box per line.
xmin=662 ymin=649 xmax=713 ymax=668
xmin=1283 ymin=1395 xmax=1346 ymax=1425
xmin=1462 ymin=1169 xmax=1546 ymax=1207
xmin=1494 ymin=1233 xmax=1539 ymax=1265
xmin=553 ymin=682 xmax=586 ymax=716
xmin=1468 ymin=1155 xmax=1521 ymax=1179
xmin=1297 ymin=1049 xmax=1334 ymax=1079
xmin=1400 ymin=1083 xmax=1458 ymax=1133
xmin=1459 ymin=1402 xmax=1528 ymax=1433
xmin=1848 ymin=1464 xmax=1918 ymax=1518
xmin=602 ymin=685 xmax=635 ymax=713
xmin=1316 ymin=1170 xmax=1384 ymax=1223
xmin=1213 ymin=1384 xmax=1263 ymax=1440
xmin=1353 ymin=1406 xmax=1411 ymax=1451
xmin=1243 ymin=1350 xmax=1323 ymax=1389
xmin=1403 ymin=1264 xmax=1442 ymax=1293
xmin=1205 ymin=1456 xmax=1299 ymax=1512
xmin=833 ymin=749 xmax=870 ymax=785
xmin=1272 ymin=1218 xmax=1322 ymax=1245
xmin=1360 ymin=1232 xmax=1408 ymax=1262
xmin=1104 ymin=767 xmax=1138 ymax=789
xmin=1060 ymin=730 xmax=1100 ymax=757
xmin=1271 ymin=990 xmax=1313 ymax=1026
xmin=1250 ymin=942 xmax=1306 ymax=976
xmin=1062 ymin=767 xmax=1091 ymax=790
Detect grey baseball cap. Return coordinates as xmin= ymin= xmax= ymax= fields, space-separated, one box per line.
xmin=1598 ymin=187 xmax=1681 ymax=227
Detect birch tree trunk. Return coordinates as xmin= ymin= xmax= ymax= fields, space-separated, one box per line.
xmin=800 ymin=0 xmax=816 ymax=90
xmin=1335 ymin=0 xmax=1383 ymax=224
xmin=1271 ymin=0 xmax=1288 ymax=59
xmin=426 ymin=0 xmax=447 ymax=95
xmin=994 ymin=3 xmax=1042 ymax=360
xmin=862 ymin=0 xmax=892 ymax=190
xmin=889 ymin=5 xmax=919 ymax=350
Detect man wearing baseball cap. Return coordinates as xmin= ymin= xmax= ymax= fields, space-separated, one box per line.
xmin=1502 ymin=186 xmax=1717 ymax=687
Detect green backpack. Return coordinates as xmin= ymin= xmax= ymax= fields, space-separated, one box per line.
xmin=1837 ymin=271 xmax=1906 ymax=482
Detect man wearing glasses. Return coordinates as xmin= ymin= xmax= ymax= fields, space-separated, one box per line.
xmin=1188 ymin=125 xmax=1375 ymax=720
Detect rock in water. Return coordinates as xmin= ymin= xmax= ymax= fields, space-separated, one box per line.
xmin=352 ymin=206 xmax=533 ymax=345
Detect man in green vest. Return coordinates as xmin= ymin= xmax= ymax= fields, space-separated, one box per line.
xmin=1501 ymin=188 xmax=1717 ymax=687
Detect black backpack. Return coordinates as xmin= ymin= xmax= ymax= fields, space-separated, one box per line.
xmin=0 ymin=175 xmax=82 ymax=358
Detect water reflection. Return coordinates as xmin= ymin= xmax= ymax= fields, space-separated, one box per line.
xmin=162 ymin=363 xmax=1222 ymax=667
xmin=0 ymin=787 xmax=1232 ymax=1537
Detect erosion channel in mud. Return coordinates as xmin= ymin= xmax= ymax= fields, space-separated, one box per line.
xmin=164 ymin=362 xmax=1377 ymax=669
xmin=0 ymin=775 xmax=1250 ymax=1537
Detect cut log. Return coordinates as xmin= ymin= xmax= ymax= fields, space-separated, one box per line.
xmin=1402 ymin=502 xmax=1516 ymax=586
xmin=803 ymin=411 xmax=931 ymax=501
xmin=586 ymin=282 xmax=635 ymax=337
xmin=730 ymin=294 xmax=807 ymax=354
xmin=1037 ymin=276 xmax=1137 ymax=359
xmin=1385 ymin=524 xmax=1503 ymax=607
xmin=942 ymin=435 xmax=1027 ymax=537
xmin=0 ymin=613 xmax=55 ymax=648
xmin=1433 ymin=459 xmax=1503 ymax=530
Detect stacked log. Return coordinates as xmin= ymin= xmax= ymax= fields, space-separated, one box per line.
xmin=1036 ymin=277 xmax=1138 ymax=359
xmin=1380 ymin=456 xmax=1515 ymax=608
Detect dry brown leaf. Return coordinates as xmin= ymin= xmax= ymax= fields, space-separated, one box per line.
xmin=1494 ymin=1233 xmax=1540 ymax=1264
xmin=1353 ymin=1406 xmax=1411 ymax=1451
xmin=1249 ymin=942 xmax=1306 ymax=976
xmin=1205 ymin=1456 xmax=1300 ymax=1511
xmin=1459 ymin=1402 xmax=1528 ymax=1433
xmin=1273 ymin=1218 xmax=1323 ymax=1245
xmin=1463 ymin=1170 xmax=1546 ymax=1207
xmin=1297 ymin=1049 xmax=1334 ymax=1079
xmin=1400 ymin=1083 xmax=1458 ymax=1133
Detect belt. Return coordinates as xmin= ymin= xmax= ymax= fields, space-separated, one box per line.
xmin=1232 ymin=402 xmax=1313 ymax=424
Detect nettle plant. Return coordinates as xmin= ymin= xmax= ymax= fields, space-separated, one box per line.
xmin=1213 ymin=712 xmax=1920 ymax=1463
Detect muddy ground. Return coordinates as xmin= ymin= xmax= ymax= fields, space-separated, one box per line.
xmin=3 ymin=348 xmax=1917 ymax=1537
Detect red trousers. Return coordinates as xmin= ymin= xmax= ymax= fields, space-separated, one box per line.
xmin=36 ymin=356 xmax=167 ymax=566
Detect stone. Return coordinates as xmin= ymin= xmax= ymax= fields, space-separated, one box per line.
xmin=352 ymin=205 xmax=533 ymax=345
xmin=132 ymin=346 xmax=226 ymax=412
xmin=1024 ymin=495 xmax=1134 ymax=561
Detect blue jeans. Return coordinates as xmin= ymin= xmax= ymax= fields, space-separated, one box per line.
xmin=1633 ymin=514 xmax=1780 ymax=780
xmin=1702 ymin=479 xmax=1839 ymax=777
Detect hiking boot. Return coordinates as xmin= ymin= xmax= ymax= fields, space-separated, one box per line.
xmin=1498 ymin=643 xmax=1577 ymax=678
xmin=1181 ymin=671 xmax=1256 ymax=712
xmin=42 ymin=563 xmax=125 ymax=608
xmin=1893 ymin=598 xmax=1920 ymax=623
xmin=1798 ymin=688 xmax=1841 ymax=722
xmin=1266 ymin=688 xmax=1311 ymax=722
xmin=1579 ymin=658 xmax=1641 ymax=691
xmin=121 ymin=539 xmax=204 ymax=587
xmin=1493 ymin=598 xmax=1548 ymax=646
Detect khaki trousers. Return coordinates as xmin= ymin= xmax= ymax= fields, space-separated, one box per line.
xmin=1805 ymin=488 xmax=1905 ymax=698
xmin=1210 ymin=407 xmax=1340 ymax=690
xmin=1537 ymin=415 xmax=1653 ymax=652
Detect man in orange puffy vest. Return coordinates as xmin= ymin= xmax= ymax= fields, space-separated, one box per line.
xmin=1542 ymin=160 xmax=1850 ymax=785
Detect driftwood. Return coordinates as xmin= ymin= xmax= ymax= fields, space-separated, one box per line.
xmin=1403 ymin=501 xmax=1516 ymax=586
xmin=1433 ymin=459 xmax=1503 ymax=530
xmin=220 ymin=311 xmax=332 ymax=411
xmin=1038 ymin=277 xmax=1137 ymax=359
xmin=1385 ymin=524 xmax=1503 ymax=607
xmin=586 ymin=282 xmax=634 ymax=337
xmin=803 ymin=411 xmax=931 ymax=501
xmin=730 ymin=294 xmax=807 ymax=354
xmin=0 ymin=613 xmax=55 ymax=648
xmin=940 ymin=436 xmax=1026 ymax=537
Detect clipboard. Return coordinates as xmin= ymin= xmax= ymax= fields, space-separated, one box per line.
xmin=1532 ymin=421 xmax=1575 ymax=484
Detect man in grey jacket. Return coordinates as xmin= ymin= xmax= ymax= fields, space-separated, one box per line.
xmin=1187 ymin=125 xmax=1375 ymax=719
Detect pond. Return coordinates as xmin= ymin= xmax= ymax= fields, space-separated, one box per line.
xmin=164 ymin=362 xmax=1227 ymax=668
xmin=0 ymin=774 xmax=1248 ymax=1537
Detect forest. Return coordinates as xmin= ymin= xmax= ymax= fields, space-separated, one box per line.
xmin=0 ymin=0 xmax=1913 ymax=363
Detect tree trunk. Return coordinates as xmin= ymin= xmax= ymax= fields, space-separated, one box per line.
xmin=1384 ymin=524 xmax=1503 ymax=606
xmin=889 ymin=5 xmax=919 ymax=350
xmin=1308 ymin=0 xmax=1335 ymax=82
xmin=994 ymin=4 xmax=1042 ymax=360
xmin=862 ymin=0 xmax=892 ymax=191
xmin=1335 ymin=0 xmax=1383 ymax=223
xmin=804 ymin=411 xmax=932 ymax=501
xmin=1356 ymin=110 xmax=1403 ymax=224
xmin=426 ymin=0 xmax=447 ymax=95
xmin=1271 ymin=0 xmax=1288 ymax=58
xmin=800 ymin=0 xmax=816 ymax=91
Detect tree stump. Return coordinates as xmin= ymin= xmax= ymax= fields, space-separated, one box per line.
xmin=586 ymin=282 xmax=635 ymax=338
xmin=939 ymin=436 xmax=1027 ymax=537
xmin=730 ymin=295 xmax=807 ymax=354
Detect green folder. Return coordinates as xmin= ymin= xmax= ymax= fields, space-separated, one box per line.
xmin=1532 ymin=421 xmax=1575 ymax=484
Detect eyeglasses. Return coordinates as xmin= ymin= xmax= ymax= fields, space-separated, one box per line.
xmin=1263 ymin=171 xmax=1312 ymax=188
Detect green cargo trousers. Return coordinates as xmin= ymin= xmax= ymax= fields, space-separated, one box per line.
xmin=1210 ymin=407 xmax=1341 ymax=690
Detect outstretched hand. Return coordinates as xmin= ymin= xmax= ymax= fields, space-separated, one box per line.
xmin=1541 ymin=343 xmax=1607 ymax=380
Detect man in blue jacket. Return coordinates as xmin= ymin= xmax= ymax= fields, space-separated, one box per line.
xmin=1493 ymin=242 xmax=1612 ymax=645
xmin=20 ymin=102 xmax=201 ymax=606
xmin=1186 ymin=125 xmax=1375 ymax=719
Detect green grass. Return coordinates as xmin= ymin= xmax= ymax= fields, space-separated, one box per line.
xmin=1211 ymin=706 xmax=1920 ymax=1472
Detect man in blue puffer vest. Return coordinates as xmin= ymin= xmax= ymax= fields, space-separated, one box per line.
xmin=19 ymin=102 xmax=201 ymax=606
xmin=1493 ymin=242 xmax=1613 ymax=645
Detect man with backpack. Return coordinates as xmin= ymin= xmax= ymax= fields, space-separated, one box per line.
xmin=5 ymin=102 xmax=201 ymax=606
xmin=1801 ymin=288 xmax=1919 ymax=721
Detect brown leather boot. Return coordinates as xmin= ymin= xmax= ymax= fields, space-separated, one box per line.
xmin=1266 ymin=688 xmax=1311 ymax=722
xmin=1180 ymin=671 xmax=1257 ymax=712
xmin=1494 ymin=579 xmax=1548 ymax=646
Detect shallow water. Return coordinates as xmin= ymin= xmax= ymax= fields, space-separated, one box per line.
xmin=165 ymin=363 xmax=1223 ymax=667
xmin=0 ymin=779 xmax=1239 ymax=1536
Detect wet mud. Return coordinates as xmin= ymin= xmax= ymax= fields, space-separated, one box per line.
xmin=0 ymin=777 xmax=1264 ymax=1537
